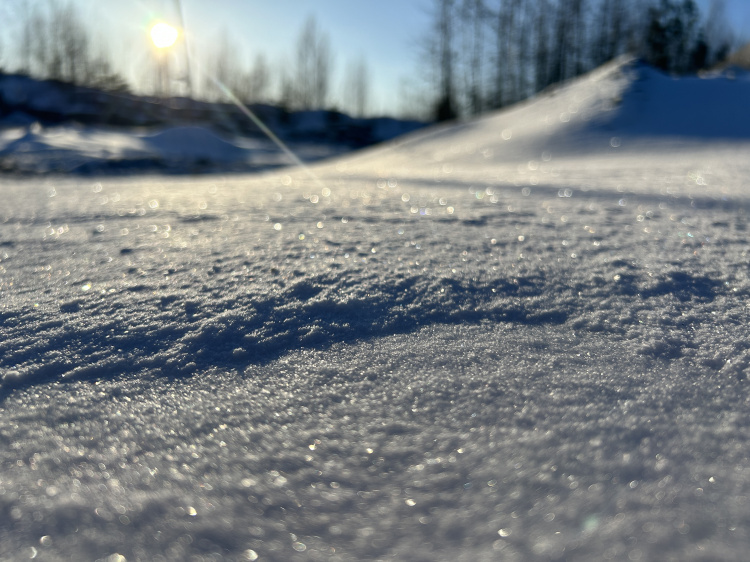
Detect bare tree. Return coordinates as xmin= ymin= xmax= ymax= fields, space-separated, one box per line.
xmin=200 ymin=31 xmax=243 ymax=101
xmin=427 ymin=0 xmax=457 ymax=120
xmin=198 ymin=30 xmax=274 ymax=104
xmin=593 ymin=0 xmax=612 ymax=65
xmin=343 ymin=56 xmax=369 ymax=117
xmin=515 ymin=0 xmax=536 ymax=101
xmin=214 ymin=33 xmax=236 ymax=99
xmin=13 ymin=0 xmax=131 ymax=90
xmin=30 ymin=5 xmax=50 ymax=77
xmin=458 ymin=0 xmax=487 ymax=115
xmin=26 ymin=1 xmax=92 ymax=83
xmin=86 ymin=55 xmax=129 ymax=93
xmin=172 ymin=0 xmax=193 ymax=97
xmin=58 ymin=2 xmax=90 ymax=84
xmin=294 ymin=16 xmax=332 ymax=110
xmin=535 ymin=0 xmax=552 ymax=91
xmin=570 ymin=0 xmax=588 ymax=76
xmin=495 ymin=0 xmax=537 ymax=107
xmin=549 ymin=0 xmax=570 ymax=84
xmin=229 ymin=53 xmax=271 ymax=104
xmin=247 ymin=53 xmax=271 ymax=103
xmin=17 ymin=0 xmax=33 ymax=73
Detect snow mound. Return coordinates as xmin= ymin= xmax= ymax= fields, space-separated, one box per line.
xmin=0 ymin=125 xmax=256 ymax=173
xmin=141 ymin=126 xmax=250 ymax=163
xmin=606 ymin=63 xmax=750 ymax=138
xmin=0 ymin=124 xmax=154 ymax=173
xmin=348 ymin=57 xmax=750 ymax=179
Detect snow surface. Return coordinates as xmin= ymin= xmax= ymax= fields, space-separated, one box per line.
xmin=0 ymin=124 xmax=311 ymax=175
xmin=0 ymin=121 xmax=412 ymax=175
xmin=2 ymin=58 xmax=750 ymax=560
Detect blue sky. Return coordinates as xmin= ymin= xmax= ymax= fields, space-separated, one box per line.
xmin=2 ymin=0 xmax=749 ymax=115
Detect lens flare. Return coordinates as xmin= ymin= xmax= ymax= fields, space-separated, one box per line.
xmin=151 ymin=23 xmax=178 ymax=48
xmin=207 ymin=76 xmax=328 ymax=191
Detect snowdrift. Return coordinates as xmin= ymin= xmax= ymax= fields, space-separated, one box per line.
xmin=141 ymin=126 xmax=251 ymax=163
xmin=343 ymin=57 xmax=750 ymax=179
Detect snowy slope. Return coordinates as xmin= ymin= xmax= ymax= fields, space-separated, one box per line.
xmin=339 ymin=57 xmax=749 ymax=183
xmin=2 ymin=58 xmax=750 ymax=561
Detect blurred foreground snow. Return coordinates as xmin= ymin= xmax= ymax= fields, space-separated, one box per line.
xmin=2 ymin=58 xmax=750 ymax=561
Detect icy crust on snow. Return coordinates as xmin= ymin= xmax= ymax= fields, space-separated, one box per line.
xmin=2 ymin=322 xmax=750 ymax=561
xmin=0 ymin=168 xmax=745 ymax=392
xmin=4 ymin=58 xmax=750 ymax=560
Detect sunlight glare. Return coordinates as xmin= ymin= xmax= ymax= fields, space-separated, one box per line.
xmin=151 ymin=23 xmax=178 ymax=49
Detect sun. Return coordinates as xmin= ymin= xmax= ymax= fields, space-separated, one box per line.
xmin=150 ymin=23 xmax=178 ymax=49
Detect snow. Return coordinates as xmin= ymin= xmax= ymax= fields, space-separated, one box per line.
xmin=2 ymin=58 xmax=750 ymax=560
xmin=142 ymin=126 xmax=252 ymax=163
xmin=0 ymin=119 xmax=424 ymax=175
xmin=0 ymin=72 xmax=427 ymax=175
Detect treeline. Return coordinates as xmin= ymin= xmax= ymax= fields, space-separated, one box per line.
xmin=1 ymin=0 xmax=739 ymax=122
xmin=3 ymin=1 xmax=371 ymax=117
xmin=185 ymin=16 xmax=370 ymax=115
xmin=13 ymin=1 xmax=129 ymax=93
xmin=425 ymin=0 xmax=737 ymax=121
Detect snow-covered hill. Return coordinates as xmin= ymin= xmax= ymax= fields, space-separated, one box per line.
xmin=2 ymin=58 xmax=750 ymax=561
xmin=340 ymin=57 xmax=749 ymax=180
